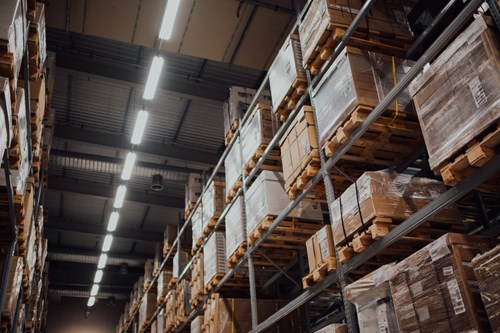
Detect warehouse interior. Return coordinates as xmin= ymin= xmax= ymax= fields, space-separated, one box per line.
xmin=1 ymin=0 xmax=500 ymax=333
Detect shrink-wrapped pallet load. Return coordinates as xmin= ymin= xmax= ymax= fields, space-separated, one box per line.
xmin=0 ymin=77 xmax=12 ymax=159
xmin=224 ymin=139 xmax=242 ymax=202
xmin=191 ymin=205 xmax=204 ymax=251
xmin=173 ymin=250 xmax=190 ymax=279
xmin=225 ymin=195 xmax=246 ymax=266
xmin=201 ymin=180 xmax=225 ymax=232
xmin=203 ymin=231 xmax=227 ymax=288
xmin=185 ymin=173 xmax=202 ymax=215
xmin=1 ymin=256 xmax=23 ymax=322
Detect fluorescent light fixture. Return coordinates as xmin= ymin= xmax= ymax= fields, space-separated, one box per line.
xmin=87 ymin=296 xmax=96 ymax=307
xmin=113 ymin=185 xmax=127 ymax=209
xmin=97 ymin=254 xmax=108 ymax=269
xmin=121 ymin=152 xmax=136 ymax=180
xmin=94 ymin=270 xmax=103 ymax=283
xmin=131 ymin=110 xmax=149 ymax=145
xmin=102 ymin=234 xmax=113 ymax=252
xmin=159 ymin=0 xmax=181 ymax=40
xmin=143 ymin=56 xmax=164 ymax=100
xmin=90 ymin=284 xmax=100 ymax=296
xmin=107 ymin=212 xmax=119 ymax=232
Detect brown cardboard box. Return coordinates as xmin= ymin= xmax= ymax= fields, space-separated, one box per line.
xmin=138 ymin=292 xmax=156 ymax=328
xmin=316 ymin=225 xmax=335 ymax=264
xmin=472 ymin=244 xmax=500 ymax=331
xmin=409 ymin=15 xmax=500 ymax=172
xmin=306 ymin=235 xmax=318 ymax=272
xmin=314 ymin=323 xmax=348 ymax=333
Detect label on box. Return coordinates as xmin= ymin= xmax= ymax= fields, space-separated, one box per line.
xmin=443 ymin=266 xmax=453 ymax=276
xmin=317 ymin=228 xmax=329 ymax=260
xmin=468 ymin=76 xmax=487 ymax=108
xmin=447 ymin=278 xmax=466 ymax=315
xmin=428 ymin=237 xmax=450 ymax=262
xmin=416 ymin=306 xmax=430 ymax=322
xmin=410 ymin=281 xmax=423 ymax=297
xmin=301 ymin=137 xmax=309 ymax=156
xmin=342 ymin=75 xmax=352 ymax=98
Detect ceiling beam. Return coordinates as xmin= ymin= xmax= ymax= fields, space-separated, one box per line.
xmin=53 ymin=125 xmax=221 ymax=165
xmin=48 ymin=288 xmax=130 ymax=300
xmin=47 ymin=247 xmax=150 ymax=267
xmin=45 ymin=218 xmax=163 ymax=243
xmin=48 ymin=176 xmax=185 ymax=208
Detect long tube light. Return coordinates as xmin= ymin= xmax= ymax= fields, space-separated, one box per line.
xmin=159 ymin=0 xmax=181 ymax=40
xmin=143 ymin=56 xmax=164 ymax=100
xmin=131 ymin=110 xmax=149 ymax=145
xmin=114 ymin=185 xmax=127 ymax=209
xmin=87 ymin=297 xmax=96 ymax=307
xmin=107 ymin=212 xmax=119 ymax=232
xmin=121 ymin=152 xmax=137 ymax=180
xmin=94 ymin=270 xmax=103 ymax=283
xmin=97 ymin=254 xmax=108 ymax=269
xmin=90 ymin=284 xmax=100 ymax=296
xmin=102 ymin=234 xmax=113 ymax=252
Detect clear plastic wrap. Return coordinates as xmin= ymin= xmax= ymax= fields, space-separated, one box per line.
xmin=0 ymin=77 xmax=12 ymax=159
xmin=0 ymin=0 xmax=28 ymax=89
xmin=298 ymin=0 xmax=412 ymax=70
xmin=409 ymin=16 xmax=500 ymax=171
xmin=185 ymin=173 xmax=202 ymax=208
xmin=201 ymin=180 xmax=225 ymax=231
xmin=203 ymin=231 xmax=227 ymax=286
xmin=472 ymin=244 xmax=500 ymax=331
xmin=388 ymin=234 xmax=497 ymax=332
xmin=143 ymin=259 xmax=154 ymax=289
xmin=245 ymin=171 xmax=323 ymax=236
xmin=138 ymin=292 xmax=156 ymax=328
xmin=191 ymin=205 xmax=203 ymax=249
xmin=269 ymin=34 xmax=307 ymax=113
xmin=330 ymin=170 xmax=460 ymax=246
xmin=313 ymin=47 xmax=412 ymax=147
xmin=2 ymin=256 xmax=22 ymax=320
xmin=225 ymin=195 xmax=245 ymax=261
xmin=190 ymin=315 xmax=204 ymax=333
xmin=240 ymin=103 xmax=278 ymax=169
xmin=314 ymin=323 xmax=348 ymax=333
xmin=224 ymin=139 xmax=242 ymax=199
xmin=173 ymin=250 xmax=189 ymax=278
xmin=223 ymin=86 xmax=272 ymax=137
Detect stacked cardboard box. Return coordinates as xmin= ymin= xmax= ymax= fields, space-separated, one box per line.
xmin=223 ymin=86 xmax=271 ymax=144
xmin=240 ymin=103 xmax=280 ymax=175
xmin=173 ymin=250 xmax=190 ymax=280
xmin=190 ymin=315 xmax=203 ymax=333
xmin=191 ymin=206 xmax=204 ymax=251
xmin=345 ymin=234 xmax=498 ymax=332
xmin=203 ymin=231 xmax=227 ymax=289
xmin=156 ymin=310 xmax=165 ymax=333
xmin=225 ymin=195 xmax=246 ymax=267
xmin=409 ymin=15 xmax=500 ymax=185
xmin=201 ymin=180 xmax=225 ymax=233
xmin=0 ymin=77 xmax=12 ymax=160
xmin=143 ymin=259 xmax=154 ymax=291
xmin=138 ymin=292 xmax=156 ymax=329
xmin=472 ymin=244 xmax=500 ymax=331
xmin=314 ymin=324 xmax=347 ymax=333
xmin=305 ymin=225 xmax=337 ymax=274
xmin=185 ymin=173 xmax=202 ymax=217
xmin=268 ymin=34 xmax=307 ymax=120
xmin=157 ymin=268 xmax=173 ymax=305
xmin=299 ymin=0 xmax=412 ymax=74
xmin=153 ymin=243 xmax=162 ymax=276
xmin=189 ymin=252 xmax=204 ymax=307
xmin=1 ymin=256 xmax=23 ymax=325
xmin=224 ymin=139 xmax=242 ymax=202
xmin=27 ymin=2 xmax=46 ymax=78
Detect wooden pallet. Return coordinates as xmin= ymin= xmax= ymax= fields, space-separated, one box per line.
xmin=184 ymin=202 xmax=196 ymax=220
xmin=163 ymin=243 xmax=177 ymax=257
xmin=307 ymin=25 xmax=412 ymax=75
xmin=323 ymin=106 xmax=423 ymax=166
xmin=226 ymin=242 xmax=247 ymax=268
xmin=438 ymin=122 xmax=500 ymax=187
xmin=243 ymin=145 xmax=282 ymax=176
xmin=226 ymin=176 xmax=242 ymax=203
xmin=0 ymin=53 xmax=17 ymax=102
xmin=224 ymin=119 xmax=239 ymax=145
xmin=302 ymin=257 xmax=337 ymax=289
xmin=286 ymin=155 xmax=324 ymax=200
xmin=247 ymin=215 xmax=323 ymax=250
xmin=274 ymin=78 xmax=308 ymax=122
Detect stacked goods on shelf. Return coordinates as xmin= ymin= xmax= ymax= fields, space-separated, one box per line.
xmin=173 ymin=250 xmax=190 ymax=284
xmin=240 ymin=103 xmax=281 ymax=176
xmin=190 ymin=315 xmax=203 ymax=333
xmin=175 ymin=280 xmax=191 ymax=327
xmin=409 ymin=15 xmax=500 ymax=187
xmin=0 ymin=77 xmax=12 ymax=160
xmin=203 ymin=231 xmax=227 ymax=293
xmin=314 ymin=324 xmax=347 ymax=333
xmin=313 ymin=47 xmax=423 ymax=167
xmin=225 ymin=195 xmax=246 ymax=267
xmin=330 ymin=170 xmax=463 ymax=265
xmin=150 ymin=319 xmax=156 ymax=333
xmin=156 ymin=268 xmax=173 ymax=305
xmin=245 ymin=170 xmax=324 ymax=264
xmin=185 ymin=173 xmax=202 ymax=218
xmin=472 ymin=244 xmax=500 ymax=330
xmin=345 ymin=234 xmax=498 ymax=332
xmin=26 ymin=2 xmax=46 ymax=79
xmin=0 ymin=0 xmax=27 ymax=99
xmin=189 ymin=252 xmax=204 ymax=307
xmin=191 ymin=206 xmax=203 ymax=253
xmin=299 ymin=0 xmax=413 ymax=76
xmin=156 ymin=310 xmax=165 ymax=333
xmin=224 ymin=139 xmax=242 ymax=203
xmin=303 ymin=225 xmax=337 ymax=288
xmin=138 ymin=292 xmax=156 ymax=331
xmin=223 ymin=86 xmax=272 ymax=144
xmin=143 ymin=259 xmax=154 ymax=291
xmin=153 ymin=243 xmax=162 ymax=277
xmin=129 ymin=277 xmax=145 ymax=317
xmin=268 ymin=34 xmax=307 ymax=121
xmin=164 ymin=291 xmax=176 ymax=333
xmin=163 ymin=224 xmax=177 ymax=256
xmin=1 ymin=256 xmax=22 ymax=329
xmin=201 ymin=179 xmax=225 ymax=239
xmin=202 ymin=293 xmax=304 ymax=332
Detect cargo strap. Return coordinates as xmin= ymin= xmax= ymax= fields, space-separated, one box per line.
xmin=389 ymin=56 xmax=400 ymax=126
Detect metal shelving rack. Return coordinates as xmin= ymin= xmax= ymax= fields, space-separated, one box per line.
xmin=121 ymin=0 xmax=500 ymax=332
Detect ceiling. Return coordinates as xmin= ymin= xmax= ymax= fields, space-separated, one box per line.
xmin=44 ymin=0 xmax=302 ymax=302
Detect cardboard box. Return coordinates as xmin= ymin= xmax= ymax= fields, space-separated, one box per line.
xmin=225 ymin=195 xmax=246 ymax=261
xmin=190 ymin=252 xmax=204 ymax=306
xmin=314 ymin=323 xmax=348 ymax=333
xmin=306 ymin=235 xmax=318 ymax=272
xmin=143 ymin=259 xmax=154 ymax=290
xmin=409 ymin=16 xmax=500 ymax=171
xmin=472 ymin=244 xmax=500 ymax=331
xmin=173 ymin=250 xmax=190 ymax=278
xmin=190 ymin=315 xmax=204 ymax=333
xmin=203 ymin=231 xmax=227 ymax=286
xmin=191 ymin=206 xmax=203 ymax=250
xmin=185 ymin=173 xmax=202 ymax=208
xmin=138 ymin=292 xmax=156 ymax=328
xmin=201 ymin=180 xmax=225 ymax=231
xmin=224 ymin=139 xmax=242 ymax=199
xmin=157 ymin=269 xmax=173 ymax=304
xmin=0 ymin=77 xmax=12 ymax=158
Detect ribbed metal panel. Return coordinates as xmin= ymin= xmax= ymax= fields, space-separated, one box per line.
xmin=48 ymin=289 xmax=129 ymax=300
xmin=47 ymin=251 xmax=144 ymax=267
